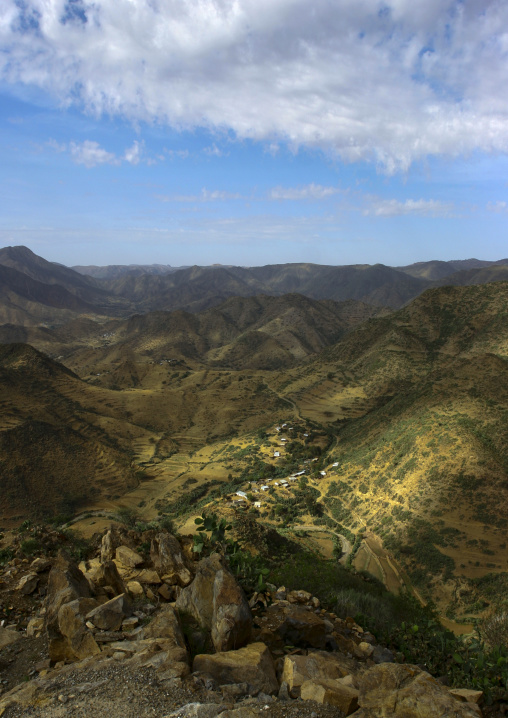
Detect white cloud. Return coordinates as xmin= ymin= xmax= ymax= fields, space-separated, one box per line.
xmin=2 ymin=1 xmax=508 ymax=171
xmin=69 ymin=140 xmax=119 ymax=168
xmin=364 ymin=197 xmax=455 ymax=218
xmin=156 ymin=188 xmax=243 ymax=202
xmin=270 ymin=183 xmax=340 ymax=200
xmin=124 ymin=140 xmax=143 ymax=165
xmin=487 ymin=201 xmax=508 ymax=213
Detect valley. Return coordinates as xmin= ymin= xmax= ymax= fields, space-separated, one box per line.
xmin=1 ymin=246 xmax=508 ymax=633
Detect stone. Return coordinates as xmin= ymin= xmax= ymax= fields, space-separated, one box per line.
xmin=164 ymin=703 xmax=226 ymax=718
xmin=193 ymin=642 xmax=279 ymax=695
xmin=16 ymin=573 xmax=39 ymax=594
xmin=122 ymin=616 xmax=139 ymax=631
xmin=101 ymin=529 xmax=116 ymax=563
xmin=151 ymin=532 xmax=193 ymax=587
xmin=91 ymin=560 xmax=128 ymax=596
xmin=287 ymin=590 xmax=312 ymax=604
xmin=449 ymin=689 xmax=484 ymax=704
xmin=30 ymin=558 xmax=52 ymax=573
xmin=281 ymin=650 xmax=356 ymax=696
xmin=301 ymin=678 xmax=359 ymax=714
xmin=86 ymin=593 xmax=132 ymax=631
xmin=26 ymin=617 xmax=45 ymax=638
xmin=0 ymin=627 xmax=21 ymax=649
xmin=159 ymin=583 xmax=177 ymax=601
xmin=55 ymin=598 xmax=101 ymax=662
xmin=372 ymin=645 xmax=395 ymax=664
xmin=358 ymin=641 xmax=374 ymax=657
xmin=357 ymin=663 xmax=481 ymax=718
xmin=263 ymin=604 xmax=327 ymax=649
xmin=143 ymin=605 xmax=187 ymax=651
xmin=115 ymin=545 xmax=144 ymax=568
xmin=127 ymin=580 xmax=145 ymax=599
xmin=45 ymin=556 xmax=93 ymax=660
xmin=176 ymin=553 xmax=252 ymax=652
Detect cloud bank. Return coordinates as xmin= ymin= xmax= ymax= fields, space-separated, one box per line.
xmin=2 ymin=0 xmax=508 ymax=171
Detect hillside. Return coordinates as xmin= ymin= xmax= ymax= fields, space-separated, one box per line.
xmin=274 ymin=282 xmax=508 ymax=618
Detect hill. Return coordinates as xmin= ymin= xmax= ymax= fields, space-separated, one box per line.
xmin=275 ymin=282 xmax=508 ymax=618
xmin=0 ymin=343 xmax=140 ymax=521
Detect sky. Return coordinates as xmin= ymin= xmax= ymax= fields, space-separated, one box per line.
xmin=0 ymin=0 xmax=507 ymax=268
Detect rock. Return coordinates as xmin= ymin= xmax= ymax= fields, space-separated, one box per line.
xmin=164 ymin=703 xmax=226 ymax=718
xmin=151 ymin=532 xmax=193 ymax=587
xmin=193 ymin=642 xmax=279 ymax=695
xmin=115 ymin=545 xmax=144 ymax=568
xmin=358 ymin=641 xmax=374 ymax=658
xmin=449 ymin=689 xmax=484 ymax=704
xmin=100 ymin=529 xmax=116 ymax=563
xmin=127 ymin=580 xmax=145 ymax=599
xmin=176 ymin=553 xmax=252 ymax=652
xmin=91 ymin=560 xmax=128 ymax=596
xmin=220 ymin=683 xmax=250 ymax=699
xmin=357 ymin=663 xmax=481 ymax=717
xmin=281 ymin=650 xmax=356 ymax=696
xmin=372 ymin=645 xmax=395 ymax=664
xmin=143 ymin=605 xmax=187 ymax=650
xmin=262 ymin=604 xmax=327 ymax=649
xmin=114 ymin=565 xmax=162 ymax=584
xmin=30 ymin=558 xmax=52 ymax=573
xmin=55 ymin=598 xmax=101 ymax=661
xmin=0 ymin=627 xmax=21 ymax=649
xmin=86 ymin=593 xmax=132 ymax=631
xmin=45 ymin=556 xmax=93 ymax=660
xmin=275 ymin=587 xmax=286 ymax=600
xmin=301 ymin=678 xmax=359 ymax=714
xmin=26 ymin=617 xmax=45 ymax=638
xmin=287 ymin=590 xmax=312 ymax=604
xmin=16 ymin=573 xmax=39 ymax=594
xmin=122 ymin=616 xmax=139 ymax=631
xmin=159 ymin=583 xmax=177 ymax=601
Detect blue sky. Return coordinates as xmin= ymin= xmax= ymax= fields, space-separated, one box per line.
xmin=0 ymin=1 xmax=507 ymax=268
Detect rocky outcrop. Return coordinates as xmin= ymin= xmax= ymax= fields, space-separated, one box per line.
xmin=356 ymin=663 xmax=482 ymax=717
xmin=45 ymin=555 xmax=93 ymax=661
xmin=86 ymin=593 xmax=132 ymax=631
xmin=151 ymin=532 xmax=193 ymax=587
xmin=300 ymin=677 xmax=359 ymax=713
xmin=115 ymin=545 xmax=144 ymax=568
xmin=281 ymin=650 xmax=357 ymax=696
xmin=55 ymin=598 xmax=101 ymax=661
xmin=193 ymin=642 xmax=279 ymax=695
xmin=176 ymin=553 xmax=252 ymax=652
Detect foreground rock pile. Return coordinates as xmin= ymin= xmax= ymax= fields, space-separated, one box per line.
xmin=0 ymin=526 xmax=485 ymax=717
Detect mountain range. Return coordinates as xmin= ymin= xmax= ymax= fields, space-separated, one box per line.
xmin=1 ymin=244 xmax=508 ymax=623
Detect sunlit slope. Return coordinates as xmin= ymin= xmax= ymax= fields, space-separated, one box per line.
xmin=282 ymin=283 xmax=508 ymax=611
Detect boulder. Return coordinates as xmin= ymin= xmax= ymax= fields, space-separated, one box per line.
xmin=150 ymin=532 xmax=193 ymax=587
xmin=176 ymin=553 xmax=251 ymax=652
xmin=449 ymin=688 xmax=483 ymax=704
xmin=143 ymin=605 xmax=187 ymax=650
xmin=357 ymin=663 xmax=482 ymax=718
xmin=115 ymin=545 xmax=144 ymax=568
xmin=91 ymin=560 xmax=128 ymax=596
xmin=54 ymin=598 xmax=101 ymax=662
xmin=301 ymin=678 xmax=359 ymax=714
xmin=17 ymin=572 xmax=39 ymax=594
xmin=0 ymin=627 xmax=21 ymax=649
xmin=26 ymin=617 xmax=45 ymax=638
xmin=86 ymin=593 xmax=132 ymax=631
xmin=193 ymin=642 xmax=278 ymax=696
xmin=259 ymin=604 xmax=327 ymax=650
xmin=281 ymin=650 xmax=357 ymax=696
xmin=30 ymin=558 xmax=52 ymax=573
xmin=45 ymin=556 xmax=92 ymax=659
xmin=127 ymin=580 xmax=145 ymax=599
xmin=100 ymin=529 xmax=116 ymax=563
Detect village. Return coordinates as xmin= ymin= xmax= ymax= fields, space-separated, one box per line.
xmin=219 ymin=421 xmax=341 ymax=516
